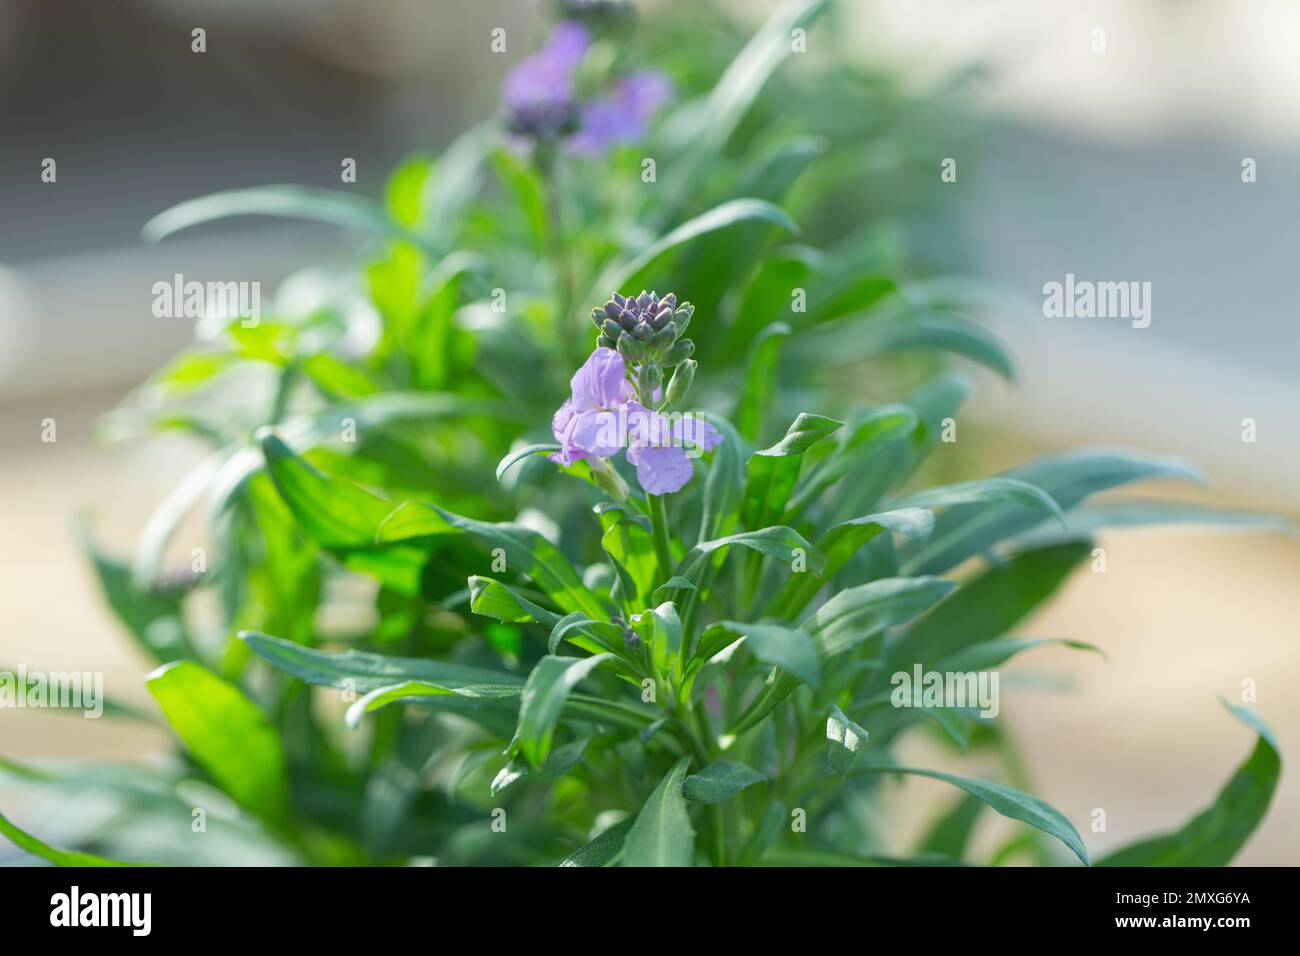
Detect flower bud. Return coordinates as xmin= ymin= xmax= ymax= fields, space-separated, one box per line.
xmin=661 ymin=338 xmax=694 ymax=367
xmin=673 ymin=303 xmax=694 ymax=335
xmin=616 ymin=330 xmax=645 ymax=362
xmin=665 ymin=359 xmax=695 ymax=404
xmin=651 ymin=323 xmax=677 ymax=351
xmin=601 ymin=318 xmax=623 ymax=340
xmin=590 ymin=308 xmax=606 ymax=329
xmin=641 ymin=361 xmax=663 ymax=391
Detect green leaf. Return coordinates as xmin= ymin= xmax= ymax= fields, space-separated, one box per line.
xmin=785 ymin=405 xmax=918 ymax=520
xmin=496 ymin=443 xmax=561 ymax=482
xmin=772 ymin=507 xmax=934 ymax=618
xmin=1097 ymin=701 xmax=1281 ymax=866
xmin=1012 ymin=499 xmax=1294 ymax=549
xmin=867 ymin=765 xmax=1091 ymax=866
xmin=649 ymin=602 xmax=684 ymax=676
xmin=602 ymin=513 xmax=658 ymax=608
xmin=601 ymin=198 xmax=798 ymax=295
xmin=78 ymin=524 xmax=193 ymax=664
xmin=468 ymin=575 xmax=562 ymax=627
xmin=805 ymin=576 xmax=956 ymax=658
xmin=732 ymin=577 xmax=954 ymax=735
xmin=512 ymin=655 xmax=613 ymax=768
xmin=934 ymin=637 xmax=1105 ymax=673
xmin=828 ymin=377 xmax=970 ymax=521
xmin=377 ymin=500 xmax=606 ymax=618
xmin=707 ymin=621 xmax=820 ymax=686
xmin=826 ymin=705 xmax=870 ymax=778
xmin=547 ymin=612 xmax=624 ymax=656
xmin=894 ymin=477 xmax=1065 ymax=528
xmin=653 ymin=576 xmax=698 ymax=601
xmin=560 ymin=818 xmax=634 ymax=867
xmin=0 ymin=812 xmax=147 ymax=867
xmin=301 ymin=353 xmax=383 ymax=399
xmin=345 ymin=679 xmax=521 ymax=729
xmin=240 ymin=631 xmax=522 ymax=695
xmin=683 ymin=0 xmax=832 ymax=159
xmin=797 ymin=313 xmax=1016 ymax=380
xmin=259 ymin=433 xmax=427 ymax=595
xmin=145 ymin=661 xmax=289 ymax=822
xmin=674 ymin=526 xmax=825 ymax=585
xmin=683 ymin=761 xmax=766 ymax=804
xmin=743 ymin=413 xmax=842 ymax=530
xmin=902 ymin=449 xmax=1202 ymax=575
xmin=697 ymin=412 xmax=744 ymax=543
xmin=735 ymin=322 xmax=791 ymax=441
xmin=142 ymin=185 xmax=437 ymax=255
xmin=891 ymin=542 xmax=1092 ymax=670
xmin=623 ymin=756 xmax=695 ymax=867
xmin=918 ymin=795 xmax=983 ymax=860
xmin=241 ymin=632 xmax=525 ymax=736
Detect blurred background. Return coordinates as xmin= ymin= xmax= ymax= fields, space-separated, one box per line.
xmin=1 ymin=0 xmax=1296 ymax=863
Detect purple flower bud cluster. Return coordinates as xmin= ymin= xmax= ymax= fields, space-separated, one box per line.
xmin=591 ymin=290 xmax=694 ymax=368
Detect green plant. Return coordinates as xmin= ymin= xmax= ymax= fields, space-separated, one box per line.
xmin=0 ymin=0 xmax=1283 ymax=867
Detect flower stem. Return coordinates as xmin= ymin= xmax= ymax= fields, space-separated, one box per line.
xmin=648 ymin=492 xmax=674 ymax=586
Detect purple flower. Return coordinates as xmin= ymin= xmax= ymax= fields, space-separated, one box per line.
xmin=500 ymin=22 xmax=670 ymax=153
xmin=503 ymin=21 xmax=591 ymax=111
xmin=568 ymin=71 xmax=674 ymax=155
xmin=550 ymin=346 xmax=722 ymax=496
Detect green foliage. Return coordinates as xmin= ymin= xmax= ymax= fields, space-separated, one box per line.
xmin=5 ymin=0 xmax=1285 ymax=870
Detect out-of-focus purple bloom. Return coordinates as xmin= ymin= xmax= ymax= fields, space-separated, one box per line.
xmin=549 ymin=345 xmax=721 ymax=496
xmin=568 ymin=71 xmax=674 ymax=155
xmin=503 ymin=21 xmax=591 ymax=111
xmin=501 ymin=22 xmax=669 ymax=153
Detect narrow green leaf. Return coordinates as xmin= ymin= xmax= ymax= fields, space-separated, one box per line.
xmin=683 ymin=761 xmax=766 ymax=804
xmin=805 ymin=576 xmax=956 ymax=658
xmin=934 ymin=637 xmax=1106 ymax=673
xmin=469 ymin=575 xmax=562 ymax=627
xmin=145 ymin=661 xmax=289 ymax=822
xmin=772 ymin=507 xmax=934 ymax=618
xmin=1097 ymin=701 xmax=1281 ymax=866
xmin=895 ymin=477 xmax=1065 ymax=528
xmin=345 ymin=678 xmax=520 ymax=728
xmin=891 ymin=542 xmax=1092 ymax=670
xmin=560 ymin=818 xmax=635 ymax=867
xmin=623 ymin=756 xmax=695 ymax=867
xmin=496 ymin=443 xmax=560 ymax=482
xmin=903 ymin=449 xmax=1202 ymax=575
xmin=743 ymin=413 xmax=842 ymax=531
xmin=697 ymin=412 xmax=745 ymax=544
xmin=674 ymin=526 xmax=825 ymax=585
xmin=143 ymin=185 xmax=436 ymax=254
xmin=377 ymin=501 xmax=606 ymax=618
xmin=240 ymin=630 xmax=523 ymax=695
xmin=513 ymin=655 xmax=613 ymax=768
xmin=868 ymin=765 xmax=1091 ymax=866
xmin=0 ymin=812 xmax=147 ymax=867
xmin=601 ymin=198 xmax=798 ymax=295
xmin=826 ymin=705 xmax=870 ymax=778
xmin=708 ymin=621 xmax=820 ymax=686
xmin=735 ymin=322 xmax=791 ymax=441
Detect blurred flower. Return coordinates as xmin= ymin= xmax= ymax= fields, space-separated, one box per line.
xmin=501 ymin=22 xmax=670 ymax=154
xmin=569 ymin=71 xmax=673 ymax=155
